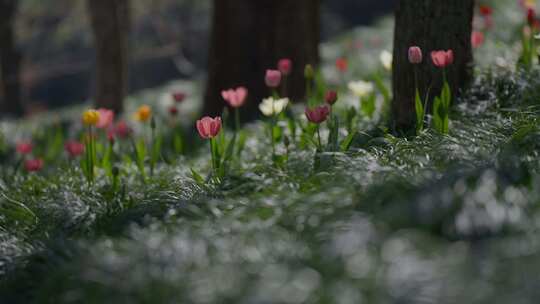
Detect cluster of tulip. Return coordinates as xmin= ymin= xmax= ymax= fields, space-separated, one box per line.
xmin=193 ymin=57 xmax=360 ymax=179
xmin=408 ymin=46 xmax=454 ymax=135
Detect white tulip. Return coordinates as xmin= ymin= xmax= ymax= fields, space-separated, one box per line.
xmin=259 ymin=97 xmax=289 ymax=116
xmin=379 ymin=50 xmax=393 ymax=71
xmin=348 ymin=81 xmax=374 ymax=98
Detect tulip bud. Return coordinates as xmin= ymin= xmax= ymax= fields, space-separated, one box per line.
xmin=325 ymin=90 xmax=338 ymax=105
xmin=278 ymin=58 xmax=292 ymax=76
xmin=304 ymin=64 xmax=314 ymax=79
xmin=265 ymin=70 xmax=282 ymax=88
xmin=408 ymin=46 xmax=423 ymax=64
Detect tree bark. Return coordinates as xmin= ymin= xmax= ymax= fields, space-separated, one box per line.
xmin=203 ymin=0 xmax=320 ymax=119
xmin=88 ymin=0 xmax=130 ymax=114
xmin=0 ymin=0 xmax=23 ymax=117
xmin=392 ymin=0 xmax=474 ymax=133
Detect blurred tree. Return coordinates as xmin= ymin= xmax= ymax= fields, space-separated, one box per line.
xmin=203 ymin=0 xmax=320 ymax=119
xmin=88 ymin=0 xmax=130 ymax=113
xmin=0 ymin=0 xmax=23 ymax=117
xmin=392 ymin=0 xmax=474 ymax=133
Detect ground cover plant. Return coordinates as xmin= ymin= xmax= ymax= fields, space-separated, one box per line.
xmin=3 ymin=0 xmax=540 ymax=303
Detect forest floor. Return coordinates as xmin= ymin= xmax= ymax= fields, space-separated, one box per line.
xmin=2 ymin=1 xmax=540 ymax=303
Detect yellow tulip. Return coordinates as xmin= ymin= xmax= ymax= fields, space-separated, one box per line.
xmin=82 ymin=109 xmax=100 ymax=126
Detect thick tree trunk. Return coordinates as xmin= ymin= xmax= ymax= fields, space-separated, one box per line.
xmin=203 ymin=0 xmax=320 ymax=119
xmin=0 ymin=0 xmax=23 ymax=117
xmin=88 ymin=0 xmax=130 ymax=114
xmin=392 ymin=0 xmax=474 ymax=133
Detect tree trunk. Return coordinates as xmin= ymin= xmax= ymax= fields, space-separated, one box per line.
xmin=0 ymin=0 xmax=23 ymax=117
xmin=88 ymin=0 xmax=130 ymax=114
xmin=203 ymin=0 xmax=320 ymax=119
xmin=392 ymin=0 xmax=474 ymax=133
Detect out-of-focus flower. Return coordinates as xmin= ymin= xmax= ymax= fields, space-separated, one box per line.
xmin=431 ymin=50 xmax=454 ymax=68
xmin=471 ymin=31 xmax=485 ymax=48
xmin=114 ymin=121 xmax=132 ymax=139
xmin=134 ymin=105 xmax=152 ymax=122
xmin=325 ymin=90 xmax=338 ymax=105
xmin=16 ymin=141 xmax=33 ymax=155
xmin=380 ymin=50 xmax=393 ymax=70
xmin=304 ymin=64 xmax=315 ymax=79
xmin=528 ymin=8 xmax=537 ymax=26
xmin=305 ymin=105 xmax=330 ymax=124
xmin=348 ymin=81 xmax=374 ymax=98
xmin=479 ymin=5 xmax=493 ymax=16
xmin=82 ymin=109 xmax=100 ymax=126
xmin=168 ymin=106 xmax=178 ymax=116
xmin=336 ymin=58 xmax=348 ymax=72
xmin=25 ymin=158 xmax=44 ymax=172
xmin=278 ymin=58 xmax=292 ymax=76
xmin=96 ymin=108 xmax=114 ymax=129
xmin=408 ymin=46 xmax=423 ymax=64
xmin=196 ymin=117 xmax=222 ymax=139
xmin=222 ymin=87 xmax=248 ymax=108
xmin=259 ymin=97 xmax=289 ymax=116
xmin=172 ymin=91 xmax=186 ymax=103
xmin=64 ymin=140 xmax=84 ymax=158
xmin=265 ymin=70 xmax=282 ymax=88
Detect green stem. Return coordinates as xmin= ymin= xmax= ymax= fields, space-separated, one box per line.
xmin=210 ymin=138 xmax=217 ymax=174
xmin=316 ymin=126 xmax=322 ymax=151
xmin=235 ymin=108 xmax=240 ymax=133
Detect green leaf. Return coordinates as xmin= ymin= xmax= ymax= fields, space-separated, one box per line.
xmin=415 ymin=89 xmax=424 ymax=134
xmin=361 ymin=94 xmax=376 ymax=118
xmin=340 ymin=131 xmax=357 ymax=152
xmin=190 ymin=168 xmax=206 ymax=186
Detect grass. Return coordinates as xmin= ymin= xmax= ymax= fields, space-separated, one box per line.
xmin=2 ymin=1 xmax=540 ymax=303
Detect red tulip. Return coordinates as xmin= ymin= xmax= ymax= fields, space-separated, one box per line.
xmin=16 ymin=141 xmax=33 ymax=155
xmin=221 ymin=87 xmax=248 ymax=108
xmin=325 ymin=90 xmax=338 ymax=105
xmin=431 ymin=50 xmax=454 ymax=68
xmin=25 ymin=158 xmax=44 ymax=172
xmin=196 ymin=116 xmax=222 ymax=139
xmin=336 ymin=58 xmax=348 ymax=72
xmin=471 ymin=31 xmax=485 ymax=48
xmin=528 ymin=8 xmax=536 ymax=26
xmin=64 ymin=140 xmax=85 ymax=158
xmin=114 ymin=121 xmax=132 ymax=139
xmin=278 ymin=58 xmax=292 ymax=76
xmin=479 ymin=5 xmax=493 ymax=16
xmin=265 ymin=70 xmax=282 ymax=88
xmin=305 ymin=105 xmax=330 ymax=124
xmin=408 ymin=46 xmax=423 ymax=64
xmin=169 ymin=106 xmax=179 ymax=116
xmin=96 ymin=108 xmax=115 ymax=129
xmin=172 ymin=92 xmax=186 ymax=103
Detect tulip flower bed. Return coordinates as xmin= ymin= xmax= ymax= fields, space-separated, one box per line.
xmin=3 ymin=1 xmax=540 ymax=303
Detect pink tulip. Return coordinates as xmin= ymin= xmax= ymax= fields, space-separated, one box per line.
xmin=305 ymin=105 xmax=330 ymax=124
xmin=25 ymin=158 xmax=44 ymax=172
xmin=325 ymin=90 xmax=338 ymax=105
xmin=64 ymin=141 xmax=85 ymax=158
xmin=221 ymin=87 xmax=248 ymax=108
xmin=265 ymin=70 xmax=282 ymax=88
xmin=278 ymin=58 xmax=292 ymax=76
xmin=172 ymin=92 xmax=186 ymax=103
xmin=471 ymin=31 xmax=485 ymax=48
xmin=16 ymin=141 xmax=33 ymax=155
xmin=431 ymin=50 xmax=454 ymax=68
xmin=196 ymin=116 xmax=222 ymax=139
xmin=96 ymin=108 xmax=115 ymax=129
xmin=408 ymin=46 xmax=423 ymax=64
